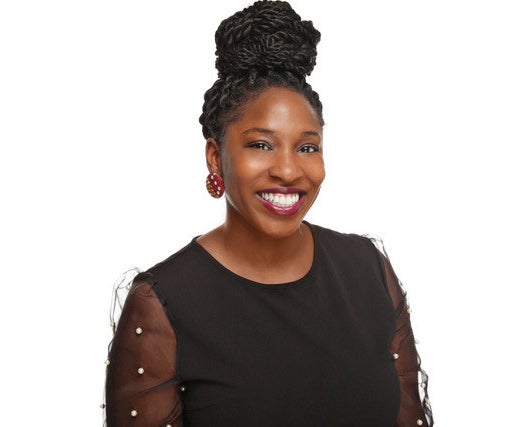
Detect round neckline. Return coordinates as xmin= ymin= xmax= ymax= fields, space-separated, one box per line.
xmin=192 ymin=221 xmax=318 ymax=289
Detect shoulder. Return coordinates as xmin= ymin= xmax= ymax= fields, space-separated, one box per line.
xmin=310 ymin=223 xmax=391 ymax=295
xmin=310 ymin=222 xmax=377 ymax=257
xmin=131 ymin=238 xmax=203 ymax=288
xmin=309 ymin=222 xmax=385 ymax=277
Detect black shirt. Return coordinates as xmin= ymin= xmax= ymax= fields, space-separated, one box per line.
xmin=146 ymin=223 xmax=400 ymax=426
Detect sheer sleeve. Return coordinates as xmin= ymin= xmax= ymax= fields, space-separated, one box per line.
xmin=104 ymin=273 xmax=183 ymax=427
xmin=370 ymin=239 xmax=434 ymax=427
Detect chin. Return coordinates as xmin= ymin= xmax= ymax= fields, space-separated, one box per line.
xmin=253 ymin=215 xmax=307 ymax=240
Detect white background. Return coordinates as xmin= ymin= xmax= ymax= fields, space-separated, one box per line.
xmin=1 ymin=1 xmax=505 ymax=425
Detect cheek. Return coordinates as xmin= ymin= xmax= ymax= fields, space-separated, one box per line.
xmin=224 ymin=154 xmax=266 ymax=184
xmin=309 ymin=158 xmax=326 ymax=186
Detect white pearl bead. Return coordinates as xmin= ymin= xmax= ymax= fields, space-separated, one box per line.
xmin=417 ymin=419 xmax=423 ymax=425
xmin=420 ymin=382 xmax=426 ymax=388
xmin=131 ymin=410 xmax=137 ymax=417
xmin=105 ymin=359 xmax=110 ymax=365
xmin=138 ymin=367 xmax=144 ymax=374
xmin=180 ymin=385 xmax=186 ymax=392
xmin=100 ymin=404 xmax=105 ymax=409
xmin=136 ymin=327 xmax=143 ymax=335
xmin=393 ymin=353 xmax=399 ymax=360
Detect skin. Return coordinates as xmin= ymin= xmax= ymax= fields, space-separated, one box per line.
xmin=197 ymin=87 xmax=325 ymax=284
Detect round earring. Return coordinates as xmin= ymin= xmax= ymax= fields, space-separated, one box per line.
xmin=206 ymin=172 xmax=225 ymax=198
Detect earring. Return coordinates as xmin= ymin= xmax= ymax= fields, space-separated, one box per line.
xmin=206 ymin=172 xmax=225 ymax=198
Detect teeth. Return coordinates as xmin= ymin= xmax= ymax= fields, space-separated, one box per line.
xmin=260 ymin=192 xmax=300 ymax=207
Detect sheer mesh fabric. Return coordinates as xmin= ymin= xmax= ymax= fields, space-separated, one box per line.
xmin=369 ymin=237 xmax=434 ymax=427
xmin=104 ymin=273 xmax=183 ymax=427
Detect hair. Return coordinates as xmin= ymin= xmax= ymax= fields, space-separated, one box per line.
xmin=199 ymin=0 xmax=324 ymax=144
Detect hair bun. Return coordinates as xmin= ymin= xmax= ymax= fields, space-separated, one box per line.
xmin=215 ymin=0 xmax=321 ymax=79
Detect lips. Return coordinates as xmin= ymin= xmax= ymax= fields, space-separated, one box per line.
xmin=256 ymin=188 xmax=305 ymax=216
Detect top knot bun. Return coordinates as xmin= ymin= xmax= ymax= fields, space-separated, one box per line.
xmin=214 ymin=0 xmax=321 ymax=79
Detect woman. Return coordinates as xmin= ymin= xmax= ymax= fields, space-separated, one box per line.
xmin=105 ymin=1 xmax=433 ymax=426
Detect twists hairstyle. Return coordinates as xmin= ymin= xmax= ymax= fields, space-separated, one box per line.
xmin=199 ymin=0 xmax=324 ymax=144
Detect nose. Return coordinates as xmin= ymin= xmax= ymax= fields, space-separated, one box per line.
xmin=268 ymin=148 xmax=303 ymax=184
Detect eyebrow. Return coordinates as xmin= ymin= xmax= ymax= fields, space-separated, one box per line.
xmin=242 ymin=128 xmax=321 ymax=138
xmin=301 ymin=131 xmax=321 ymax=138
xmin=242 ymin=127 xmax=275 ymax=135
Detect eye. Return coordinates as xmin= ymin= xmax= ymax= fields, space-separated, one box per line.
xmin=298 ymin=144 xmax=320 ymax=153
xmin=247 ymin=141 xmax=272 ymax=151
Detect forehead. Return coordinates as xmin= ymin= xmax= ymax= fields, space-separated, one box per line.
xmin=228 ymin=87 xmax=321 ymax=134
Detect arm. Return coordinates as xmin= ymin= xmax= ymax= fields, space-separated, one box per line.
xmin=105 ymin=277 xmax=183 ymax=427
xmin=376 ymin=246 xmax=434 ymax=427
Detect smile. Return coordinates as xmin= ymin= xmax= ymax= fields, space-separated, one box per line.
xmin=256 ymin=190 xmax=306 ymax=216
xmin=259 ymin=192 xmax=300 ymax=208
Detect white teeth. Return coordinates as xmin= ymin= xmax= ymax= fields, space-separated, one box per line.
xmin=260 ymin=192 xmax=300 ymax=207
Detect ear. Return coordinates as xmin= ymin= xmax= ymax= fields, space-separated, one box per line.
xmin=205 ymin=138 xmax=221 ymax=174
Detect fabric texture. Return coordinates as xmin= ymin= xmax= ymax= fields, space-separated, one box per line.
xmin=105 ymin=223 xmax=433 ymax=426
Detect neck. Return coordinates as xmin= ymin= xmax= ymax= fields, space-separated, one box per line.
xmin=196 ymin=205 xmax=315 ymax=284
xmin=221 ymin=207 xmax=311 ymax=270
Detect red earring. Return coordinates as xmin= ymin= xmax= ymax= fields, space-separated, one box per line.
xmin=206 ymin=172 xmax=225 ymax=198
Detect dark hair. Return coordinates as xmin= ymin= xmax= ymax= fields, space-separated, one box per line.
xmin=199 ymin=0 xmax=324 ymax=144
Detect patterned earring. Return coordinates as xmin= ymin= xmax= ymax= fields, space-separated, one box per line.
xmin=206 ymin=172 xmax=225 ymax=198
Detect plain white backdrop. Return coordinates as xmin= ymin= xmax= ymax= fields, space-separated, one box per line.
xmin=1 ymin=1 xmax=506 ymax=425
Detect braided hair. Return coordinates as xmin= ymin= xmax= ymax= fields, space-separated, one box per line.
xmin=199 ymin=0 xmax=324 ymax=144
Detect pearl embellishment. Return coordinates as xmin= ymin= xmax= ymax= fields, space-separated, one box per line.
xmin=417 ymin=419 xmax=423 ymax=425
xmin=136 ymin=327 xmax=143 ymax=335
xmin=131 ymin=410 xmax=137 ymax=417
xmin=393 ymin=353 xmax=399 ymax=360
xmin=138 ymin=367 xmax=144 ymax=374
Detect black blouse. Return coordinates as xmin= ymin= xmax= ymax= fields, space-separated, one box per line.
xmin=105 ymin=223 xmax=433 ymax=426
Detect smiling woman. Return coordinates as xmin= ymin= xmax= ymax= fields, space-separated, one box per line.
xmin=104 ymin=1 xmax=433 ymax=426
xmin=201 ymin=87 xmax=325 ymax=272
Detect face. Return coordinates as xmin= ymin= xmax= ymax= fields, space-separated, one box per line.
xmin=207 ymin=87 xmax=325 ymax=239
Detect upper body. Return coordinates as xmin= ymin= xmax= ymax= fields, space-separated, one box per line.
xmin=104 ymin=1 xmax=433 ymax=425
xmin=105 ymin=223 xmax=431 ymax=426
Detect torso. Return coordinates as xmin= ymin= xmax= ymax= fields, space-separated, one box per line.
xmin=149 ymin=223 xmax=400 ymax=426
